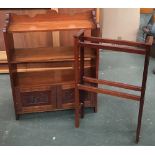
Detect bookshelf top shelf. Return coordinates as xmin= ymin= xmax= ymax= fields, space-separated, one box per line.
xmin=4 ymin=11 xmax=97 ymax=33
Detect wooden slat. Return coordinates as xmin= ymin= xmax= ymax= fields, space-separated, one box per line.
xmin=78 ymin=84 xmax=140 ymax=101
xmin=140 ymin=8 xmax=154 ymax=14
xmin=82 ymin=36 xmax=147 ymax=48
xmin=79 ymin=42 xmax=146 ymax=55
xmin=83 ymin=76 xmax=142 ymax=91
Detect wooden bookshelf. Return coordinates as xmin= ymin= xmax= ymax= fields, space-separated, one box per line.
xmin=3 ymin=9 xmax=100 ymax=122
xmin=0 ymin=9 xmax=100 ymax=73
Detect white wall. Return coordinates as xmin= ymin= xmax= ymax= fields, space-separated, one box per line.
xmin=101 ymin=8 xmax=140 ymax=41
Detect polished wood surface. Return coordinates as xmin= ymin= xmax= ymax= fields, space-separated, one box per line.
xmin=9 ymin=19 xmax=95 ymax=32
xmin=78 ymin=84 xmax=141 ymax=101
xmin=83 ymin=36 xmax=149 ymax=48
xmin=7 ymin=12 xmax=96 ymax=32
xmin=74 ymin=32 xmax=153 ymax=142
xmin=58 ymin=8 xmax=96 ymax=46
xmin=0 ymin=51 xmax=7 ymax=63
xmin=0 ymin=9 xmax=53 ymax=50
xmin=3 ymin=9 xmax=100 ymax=120
xmin=83 ymin=76 xmax=142 ymax=91
xmin=10 ymin=46 xmax=95 ymax=63
xmin=79 ymin=42 xmax=146 ymax=55
xmin=0 ymin=9 xmax=52 ymax=73
xmin=0 ymin=8 xmax=98 ymax=73
xmin=16 ymin=67 xmax=92 ymax=87
xmin=140 ymin=8 xmax=154 ymax=14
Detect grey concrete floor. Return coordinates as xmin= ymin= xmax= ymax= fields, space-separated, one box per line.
xmin=0 ymin=51 xmax=155 ymax=146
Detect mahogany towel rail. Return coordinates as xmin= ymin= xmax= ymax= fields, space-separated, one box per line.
xmin=74 ymin=29 xmax=153 ymax=143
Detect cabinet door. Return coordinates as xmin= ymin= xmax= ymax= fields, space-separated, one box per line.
xmin=56 ymin=84 xmax=95 ymax=110
xmin=56 ymin=84 xmax=75 ymax=109
xmin=15 ymin=86 xmax=57 ymax=114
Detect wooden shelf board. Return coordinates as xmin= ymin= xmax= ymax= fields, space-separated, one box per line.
xmin=8 ymin=20 xmax=95 ymax=33
xmin=11 ymin=46 xmax=95 ymax=64
xmin=0 ymin=62 xmax=93 ymax=74
xmin=15 ymin=67 xmax=92 ymax=89
xmin=7 ymin=12 xmax=96 ymax=32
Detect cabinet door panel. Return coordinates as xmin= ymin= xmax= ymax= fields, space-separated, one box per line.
xmin=15 ymin=86 xmax=57 ymax=114
xmin=56 ymin=84 xmax=95 ymax=109
xmin=56 ymin=84 xmax=75 ymax=109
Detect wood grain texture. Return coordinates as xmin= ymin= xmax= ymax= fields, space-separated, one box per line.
xmin=0 ymin=9 xmax=52 ymax=50
xmin=8 ymin=20 xmax=95 ymax=32
xmin=78 ymin=84 xmax=141 ymax=101
xmin=59 ymin=8 xmax=96 ymax=46
xmin=0 ymin=8 xmax=100 ymax=73
xmin=83 ymin=76 xmax=142 ymax=91
xmin=140 ymin=8 xmax=154 ymax=14
xmin=0 ymin=9 xmax=52 ymax=73
xmin=3 ymin=9 xmax=99 ymax=117
xmin=0 ymin=51 xmax=7 ymax=63
xmin=79 ymin=42 xmax=146 ymax=55
xmin=10 ymin=46 xmax=95 ymax=63
xmin=7 ymin=11 xmax=96 ymax=33
xmin=74 ymin=32 xmax=153 ymax=142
